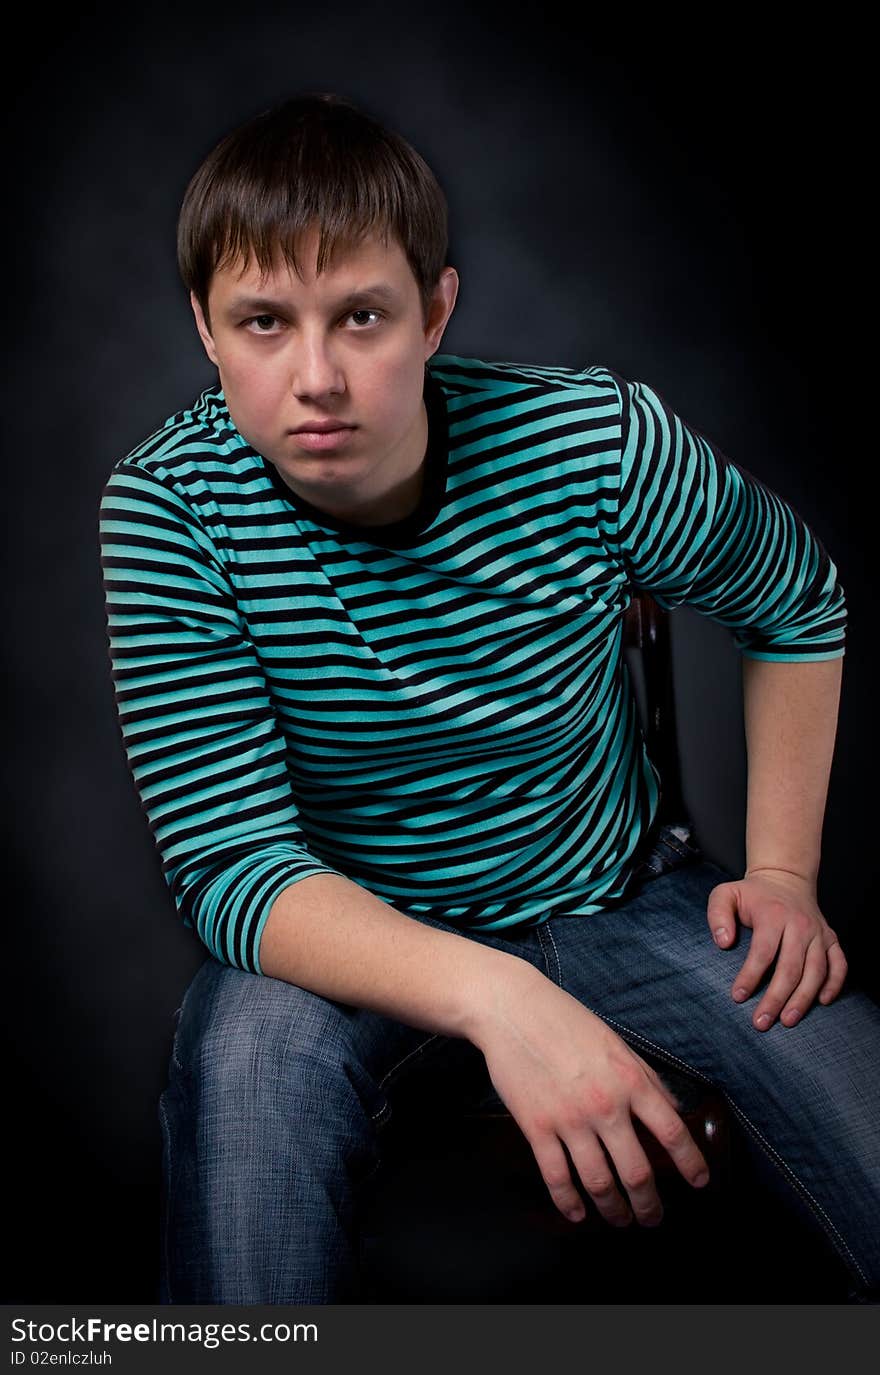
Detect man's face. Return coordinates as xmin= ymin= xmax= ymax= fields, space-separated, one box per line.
xmin=191 ymin=225 xmax=458 ymax=525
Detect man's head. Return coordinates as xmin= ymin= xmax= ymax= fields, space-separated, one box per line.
xmin=178 ymin=92 xmax=459 ymax=525
xmin=178 ymin=92 xmax=452 ymax=336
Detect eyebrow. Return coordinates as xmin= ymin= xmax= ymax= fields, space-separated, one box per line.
xmin=224 ymin=283 xmax=401 ymax=315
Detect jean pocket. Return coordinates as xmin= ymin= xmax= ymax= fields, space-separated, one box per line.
xmin=636 ymin=821 xmax=702 ymax=878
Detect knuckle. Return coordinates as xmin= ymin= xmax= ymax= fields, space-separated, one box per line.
xmin=543 ymin=1166 xmax=574 ymax=1192
xmin=636 ymin=1207 xmax=664 ymax=1227
xmin=738 ymin=958 xmax=763 ymax=979
xmin=617 ymin=1055 xmax=645 ymax=1085
xmin=559 ymin=1102 xmax=589 ymax=1133
xmin=752 ymin=938 xmax=779 ymax=961
xmin=621 ymin=1164 xmax=653 ymax=1191
xmin=550 ymin=1186 xmax=579 ymax=1210
xmin=529 ymin=1114 xmax=554 ymax=1139
xmin=655 ymin=1116 xmax=688 ymax=1150
xmin=583 ymin=1173 xmax=616 ymax=1198
xmin=764 ymin=987 xmax=788 ymax=1009
xmin=584 ymin=1085 xmax=616 ymax=1120
xmin=779 ymin=952 xmax=805 ymax=975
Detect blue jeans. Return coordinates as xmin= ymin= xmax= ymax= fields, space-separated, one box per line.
xmin=158 ymin=826 xmax=880 ymax=1303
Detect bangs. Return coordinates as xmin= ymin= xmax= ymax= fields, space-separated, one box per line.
xmin=177 ymin=93 xmax=448 ymax=328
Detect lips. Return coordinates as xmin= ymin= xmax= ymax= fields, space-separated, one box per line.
xmin=290 ymin=426 xmax=356 ymax=453
xmin=292 ymin=421 xmax=354 ymax=433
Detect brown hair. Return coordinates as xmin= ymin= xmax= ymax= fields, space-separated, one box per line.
xmin=177 ymin=92 xmax=449 ymax=332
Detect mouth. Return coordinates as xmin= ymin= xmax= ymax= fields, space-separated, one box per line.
xmin=289 ymin=425 xmax=356 ymax=454
xmin=291 ymin=420 xmax=354 ymax=432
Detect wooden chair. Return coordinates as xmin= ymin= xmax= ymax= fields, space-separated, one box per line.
xmin=356 ymin=591 xmax=734 ymax=1302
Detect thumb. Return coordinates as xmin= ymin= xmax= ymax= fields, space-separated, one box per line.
xmin=706 ymin=883 xmax=738 ymax=948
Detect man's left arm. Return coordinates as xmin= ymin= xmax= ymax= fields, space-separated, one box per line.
xmin=707 ymin=656 xmax=849 ymax=1030
xmin=600 ymin=368 xmax=851 ymax=1032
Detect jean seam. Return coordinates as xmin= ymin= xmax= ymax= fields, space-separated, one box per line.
xmin=584 ymin=1007 xmax=870 ymax=1291
xmin=158 ymin=1092 xmax=175 ymax=1306
xmin=537 ymin=922 xmax=563 ymax=987
xmin=170 ymin=1006 xmax=186 ymax=1076
xmin=364 ymin=1034 xmax=452 ymax=1193
xmin=169 ymin=960 xmax=212 ymax=1077
xmin=372 ymin=1034 xmax=442 ymax=1113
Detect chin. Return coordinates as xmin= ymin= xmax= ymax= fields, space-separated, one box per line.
xmin=277 ymin=457 xmax=364 ymax=492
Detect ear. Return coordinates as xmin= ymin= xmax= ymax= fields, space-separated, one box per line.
xmin=424 ymin=266 xmax=460 ymax=359
xmin=190 ymin=291 xmax=220 ymax=367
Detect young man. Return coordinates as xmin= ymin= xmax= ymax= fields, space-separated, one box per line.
xmin=99 ymin=92 xmax=879 ymax=1304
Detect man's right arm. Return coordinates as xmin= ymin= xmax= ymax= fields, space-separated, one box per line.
xmin=260 ymin=872 xmax=522 ymax=1040
xmin=100 ymin=462 xmax=709 ymax=1230
xmin=260 ymin=873 xmax=712 ymax=1228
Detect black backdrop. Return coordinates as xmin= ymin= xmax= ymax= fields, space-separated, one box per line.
xmin=4 ymin=3 xmax=874 ymax=1303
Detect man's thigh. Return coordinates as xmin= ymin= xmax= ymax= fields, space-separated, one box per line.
xmin=540 ymin=857 xmax=880 ymax=1094
xmin=541 ymin=859 xmax=880 ymax=1281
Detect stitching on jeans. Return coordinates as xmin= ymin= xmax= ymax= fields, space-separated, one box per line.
xmin=169 ymin=1005 xmax=186 ymax=1075
xmin=158 ymin=1094 xmax=175 ymax=1306
xmin=588 ymin=1007 xmax=869 ymax=1289
xmin=373 ymin=1034 xmax=442 ymax=1107
xmin=538 ymin=923 xmax=563 ymax=987
xmin=359 ymin=1152 xmax=387 ymax=1186
xmin=368 ymin=1098 xmax=396 ymax=1128
xmin=170 ymin=974 xmax=204 ymax=1075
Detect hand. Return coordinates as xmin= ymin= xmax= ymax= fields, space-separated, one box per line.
xmin=472 ymin=967 xmax=710 ymax=1228
xmin=706 ymin=869 xmax=848 ymax=1030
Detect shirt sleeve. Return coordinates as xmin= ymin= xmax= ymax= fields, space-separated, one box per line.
xmin=602 ymin=369 xmax=846 ymax=661
xmin=98 ymin=462 xmax=346 ymax=974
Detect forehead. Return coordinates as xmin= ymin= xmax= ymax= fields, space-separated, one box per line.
xmin=209 ymin=229 xmax=414 ymax=301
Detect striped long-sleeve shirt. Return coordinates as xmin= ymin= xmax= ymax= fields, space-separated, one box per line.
xmin=98 ymin=353 xmax=846 ymax=973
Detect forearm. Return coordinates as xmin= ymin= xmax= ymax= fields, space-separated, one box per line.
xmin=741 ymin=656 xmax=843 ymax=886
xmin=259 ymin=873 xmax=534 ymax=1042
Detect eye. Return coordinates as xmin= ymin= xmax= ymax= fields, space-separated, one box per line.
xmin=347 ymin=309 xmax=382 ymax=328
xmin=243 ymin=314 xmax=281 ymax=333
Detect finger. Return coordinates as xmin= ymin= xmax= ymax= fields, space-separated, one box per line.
xmin=770 ymin=935 xmax=829 ymax=1028
xmin=731 ymin=926 xmax=784 ymax=1005
xmin=562 ymin=1130 xmax=636 ymax=1228
xmin=632 ymin=1091 xmax=710 ymax=1193
xmin=529 ymin=1131 xmax=629 ymax=1226
xmin=589 ymin=1123 xmax=665 ymax=1227
xmin=818 ymin=940 xmax=849 ymax=1005
xmin=648 ymin=1068 xmax=683 ymax=1114
xmin=706 ymin=883 xmax=738 ymax=948
xmin=749 ymin=923 xmax=813 ymax=1030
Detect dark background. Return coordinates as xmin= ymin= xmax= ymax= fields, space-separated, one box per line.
xmin=4 ymin=3 xmax=874 ymax=1302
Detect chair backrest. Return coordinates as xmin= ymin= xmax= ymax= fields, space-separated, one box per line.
xmin=622 ymin=591 xmax=687 ymax=827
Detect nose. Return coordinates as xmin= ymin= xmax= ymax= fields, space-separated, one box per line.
xmin=290 ymin=331 xmax=346 ymax=402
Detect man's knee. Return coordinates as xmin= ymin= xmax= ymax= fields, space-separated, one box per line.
xmin=170 ymin=959 xmax=375 ymax=1131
